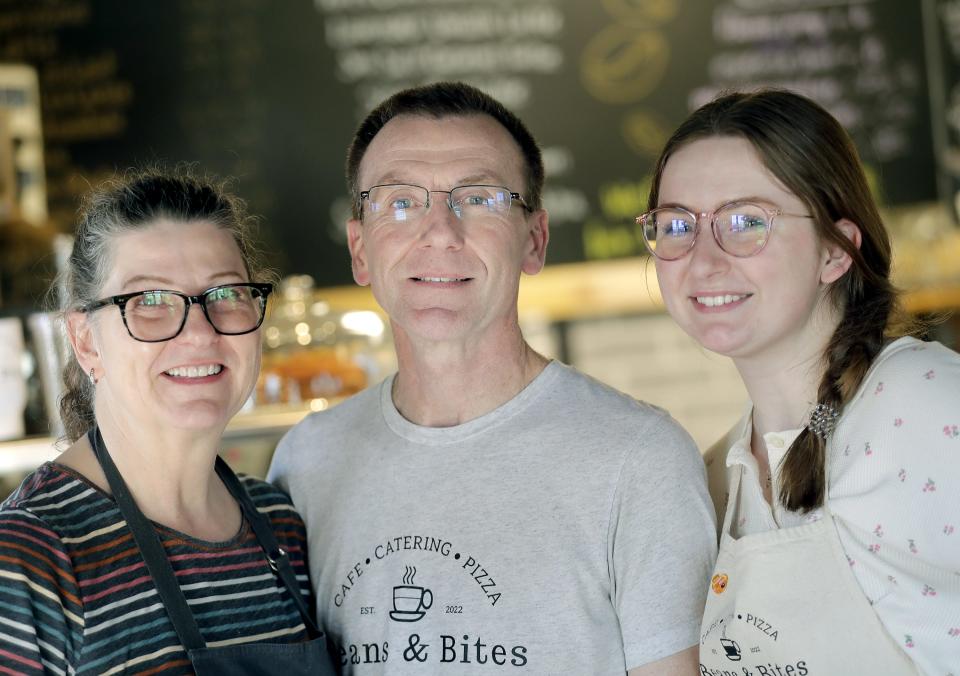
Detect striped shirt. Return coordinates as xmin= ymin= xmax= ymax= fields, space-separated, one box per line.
xmin=0 ymin=461 xmax=313 ymax=675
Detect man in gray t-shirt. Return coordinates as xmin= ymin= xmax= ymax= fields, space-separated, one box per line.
xmin=268 ymin=81 xmax=716 ymax=675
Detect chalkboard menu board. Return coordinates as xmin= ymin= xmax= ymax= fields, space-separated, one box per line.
xmin=928 ymin=0 xmax=960 ymax=213
xmin=0 ymin=0 xmax=951 ymax=286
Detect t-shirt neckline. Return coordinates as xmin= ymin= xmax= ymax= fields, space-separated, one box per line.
xmin=379 ymin=360 xmax=563 ymax=445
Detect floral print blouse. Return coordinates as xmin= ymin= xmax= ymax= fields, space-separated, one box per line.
xmin=720 ymin=337 xmax=960 ymax=675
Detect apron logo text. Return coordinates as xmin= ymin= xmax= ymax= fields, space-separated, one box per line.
xmin=700 ymin=660 xmax=809 ymax=676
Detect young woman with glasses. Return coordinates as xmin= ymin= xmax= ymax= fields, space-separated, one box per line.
xmin=642 ymin=89 xmax=958 ymax=674
xmin=0 ymin=170 xmax=334 ymax=674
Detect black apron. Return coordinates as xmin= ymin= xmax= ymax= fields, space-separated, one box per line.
xmin=88 ymin=427 xmax=336 ymax=675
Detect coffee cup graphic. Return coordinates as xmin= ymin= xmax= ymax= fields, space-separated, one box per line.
xmin=389 ymin=567 xmax=432 ymax=622
xmin=719 ymin=638 xmax=741 ymax=661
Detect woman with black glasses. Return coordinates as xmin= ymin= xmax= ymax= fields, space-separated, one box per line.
xmin=0 ymin=169 xmax=334 ymax=674
xmin=642 ymin=90 xmax=959 ymax=674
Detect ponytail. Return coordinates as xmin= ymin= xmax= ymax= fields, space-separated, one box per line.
xmin=59 ymin=358 xmax=95 ymax=443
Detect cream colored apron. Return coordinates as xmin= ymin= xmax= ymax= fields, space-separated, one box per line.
xmin=699 ymin=462 xmax=920 ymax=675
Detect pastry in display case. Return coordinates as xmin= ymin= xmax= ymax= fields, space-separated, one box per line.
xmin=255 ymin=275 xmax=394 ymax=409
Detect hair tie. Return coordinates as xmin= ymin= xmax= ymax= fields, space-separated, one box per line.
xmin=807 ymin=402 xmax=839 ymax=439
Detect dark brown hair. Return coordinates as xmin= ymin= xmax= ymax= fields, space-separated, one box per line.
xmin=649 ymin=89 xmax=912 ymax=512
xmin=345 ymin=81 xmax=545 ymax=216
xmin=54 ymin=168 xmax=269 ymax=443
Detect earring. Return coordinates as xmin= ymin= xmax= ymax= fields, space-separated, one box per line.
xmin=89 ymin=368 xmax=98 ymax=386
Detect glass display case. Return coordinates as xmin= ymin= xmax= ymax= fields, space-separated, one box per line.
xmin=257 ymin=274 xmax=394 ymax=407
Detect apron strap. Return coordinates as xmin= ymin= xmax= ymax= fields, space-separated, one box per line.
xmin=87 ymin=427 xmax=207 ymax=651
xmin=719 ymin=459 xmax=745 ymax=538
xmin=214 ymin=457 xmax=323 ymax=639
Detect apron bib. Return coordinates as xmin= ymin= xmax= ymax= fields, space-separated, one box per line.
xmin=699 ymin=461 xmax=919 ymax=675
xmin=89 ymin=428 xmax=335 ymax=675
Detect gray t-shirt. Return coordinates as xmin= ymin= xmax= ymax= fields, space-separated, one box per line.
xmin=269 ymin=361 xmax=716 ymax=675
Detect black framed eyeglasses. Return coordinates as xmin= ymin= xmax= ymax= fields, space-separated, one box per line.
xmin=358 ymin=184 xmax=533 ymax=226
xmin=637 ymin=201 xmax=813 ymax=260
xmin=81 ymin=282 xmax=273 ymax=343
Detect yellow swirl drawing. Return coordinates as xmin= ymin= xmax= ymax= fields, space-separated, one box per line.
xmin=581 ymin=25 xmax=669 ymax=104
xmin=622 ymin=109 xmax=670 ymax=158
